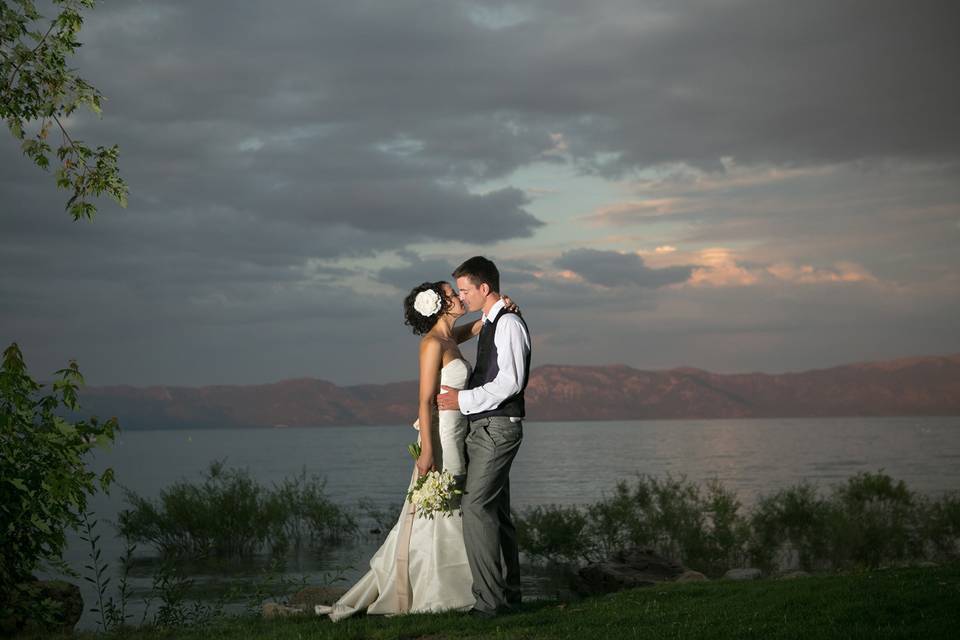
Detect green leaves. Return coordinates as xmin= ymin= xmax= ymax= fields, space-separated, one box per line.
xmin=117 ymin=461 xmax=357 ymax=559
xmin=0 ymin=342 xmax=118 ymax=598
xmin=408 ymin=441 xmax=422 ymax=461
xmin=1 ymin=0 xmax=127 ymax=220
xmin=2 ymin=0 xmax=127 ymax=624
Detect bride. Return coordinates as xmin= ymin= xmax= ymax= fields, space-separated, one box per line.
xmin=316 ymin=280 xmax=504 ymax=620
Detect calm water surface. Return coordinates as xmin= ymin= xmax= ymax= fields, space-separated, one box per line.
xmin=55 ymin=416 xmax=960 ymax=629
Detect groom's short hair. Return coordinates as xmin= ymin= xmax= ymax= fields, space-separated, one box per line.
xmin=452 ymin=256 xmax=500 ymax=293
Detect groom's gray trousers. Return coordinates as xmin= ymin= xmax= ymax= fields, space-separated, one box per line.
xmin=462 ymin=415 xmax=523 ymax=614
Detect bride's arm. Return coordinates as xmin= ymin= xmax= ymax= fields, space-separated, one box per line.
xmin=452 ymin=295 xmax=519 ymax=344
xmin=416 ymin=338 xmax=442 ymax=476
xmin=453 ymin=318 xmax=483 ymax=344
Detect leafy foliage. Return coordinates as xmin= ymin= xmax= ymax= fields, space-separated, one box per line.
xmin=517 ymin=475 xmax=749 ymax=575
xmin=748 ymin=482 xmax=831 ymax=571
xmin=271 ymin=467 xmax=357 ymax=548
xmin=0 ymin=342 xmax=118 ymax=625
xmin=516 ymin=504 xmax=591 ymax=564
xmin=1 ymin=0 xmax=126 ymax=219
xmin=921 ymin=490 xmax=960 ymax=558
xmin=117 ymin=461 xmax=358 ymax=559
xmin=825 ymin=471 xmax=924 ymax=568
xmin=517 ymin=472 xmax=960 ymax=576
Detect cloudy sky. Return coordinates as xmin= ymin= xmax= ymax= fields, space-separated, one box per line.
xmin=2 ymin=0 xmax=958 ymax=387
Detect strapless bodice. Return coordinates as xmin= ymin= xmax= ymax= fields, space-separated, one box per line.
xmin=406 ymin=358 xmax=469 ymax=476
xmin=440 ymin=358 xmax=470 ymax=391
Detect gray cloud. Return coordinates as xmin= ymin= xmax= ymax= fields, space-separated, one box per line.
xmin=555 ymin=249 xmax=693 ymax=287
xmin=588 ymin=159 xmax=960 ymax=287
xmin=375 ymin=253 xmax=542 ymax=292
xmin=536 ymin=0 xmax=960 ymax=173
xmin=77 ymin=0 xmax=960 ymax=179
xmin=514 ymin=273 xmax=960 ymax=375
xmin=477 ymin=258 xmax=544 ymax=287
xmin=376 ymin=254 xmax=459 ymax=290
xmin=2 ymin=0 xmax=958 ymax=386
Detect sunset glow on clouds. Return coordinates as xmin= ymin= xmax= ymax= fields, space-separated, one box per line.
xmin=687 ymin=249 xmax=761 ymax=287
xmin=2 ymin=0 xmax=958 ymax=385
xmin=680 ymin=249 xmax=877 ymax=288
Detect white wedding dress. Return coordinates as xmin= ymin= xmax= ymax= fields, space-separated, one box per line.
xmin=315 ymin=358 xmax=475 ymax=621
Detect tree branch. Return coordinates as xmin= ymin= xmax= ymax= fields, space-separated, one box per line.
xmin=4 ymin=17 xmax=57 ymax=91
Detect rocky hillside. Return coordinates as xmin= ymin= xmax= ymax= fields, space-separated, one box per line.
xmin=79 ymin=354 xmax=960 ymax=428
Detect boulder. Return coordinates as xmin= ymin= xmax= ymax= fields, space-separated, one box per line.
xmin=0 ymin=579 xmax=83 ymax=634
xmin=262 ymin=602 xmax=307 ymax=618
xmin=40 ymin=580 xmax=83 ymax=630
xmin=675 ymin=570 xmax=708 ymax=582
xmin=573 ymin=549 xmax=686 ymax=596
xmin=287 ymin=585 xmax=347 ymax=609
xmin=723 ymin=568 xmax=762 ymax=581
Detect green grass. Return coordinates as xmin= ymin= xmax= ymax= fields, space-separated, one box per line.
xmin=29 ymin=564 xmax=960 ymax=640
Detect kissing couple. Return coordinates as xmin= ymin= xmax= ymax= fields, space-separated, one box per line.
xmin=316 ymin=256 xmax=531 ymax=620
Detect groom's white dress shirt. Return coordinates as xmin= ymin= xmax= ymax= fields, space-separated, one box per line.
xmin=458 ymin=298 xmax=531 ymax=419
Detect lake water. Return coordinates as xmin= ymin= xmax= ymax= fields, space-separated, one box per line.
xmin=52 ymin=416 xmax=960 ymax=629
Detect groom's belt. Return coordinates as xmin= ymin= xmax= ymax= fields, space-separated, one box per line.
xmin=466 ymin=395 xmax=525 ymax=423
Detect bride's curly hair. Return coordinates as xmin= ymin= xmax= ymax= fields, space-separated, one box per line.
xmin=403 ymin=281 xmax=452 ymax=335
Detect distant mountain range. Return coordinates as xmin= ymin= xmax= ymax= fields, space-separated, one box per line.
xmin=78 ymin=354 xmax=960 ymax=429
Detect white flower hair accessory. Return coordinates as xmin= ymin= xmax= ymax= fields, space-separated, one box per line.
xmin=413 ymin=289 xmax=442 ymax=317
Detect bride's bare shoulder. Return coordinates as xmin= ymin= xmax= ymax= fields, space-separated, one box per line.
xmin=419 ymin=335 xmax=443 ymax=357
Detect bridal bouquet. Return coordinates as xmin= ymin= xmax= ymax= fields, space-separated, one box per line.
xmin=407 ymin=442 xmax=462 ymax=519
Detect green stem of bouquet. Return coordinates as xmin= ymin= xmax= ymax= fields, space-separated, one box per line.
xmin=407 ymin=442 xmax=421 ymax=462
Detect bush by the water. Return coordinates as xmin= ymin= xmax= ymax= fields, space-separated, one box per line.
xmin=516 ymin=472 xmax=960 ymax=576
xmin=517 ymin=475 xmax=748 ymax=575
xmin=117 ymin=461 xmax=357 ymax=559
xmin=0 ymin=344 xmax=118 ymax=631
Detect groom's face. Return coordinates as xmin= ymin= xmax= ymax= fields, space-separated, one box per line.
xmin=455 ymin=276 xmax=485 ymax=313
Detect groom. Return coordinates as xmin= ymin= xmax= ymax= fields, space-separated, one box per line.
xmin=437 ymin=256 xmax=531 ymax=617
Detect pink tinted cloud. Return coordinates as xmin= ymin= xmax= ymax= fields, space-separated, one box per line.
xmin=766 ymin=261 xmax=877 ymax=284
xmin=686 ymin=248 xmax=877 ymax=288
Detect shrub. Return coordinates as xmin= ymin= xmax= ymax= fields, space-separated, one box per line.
xmin=826 ymin=471 xmax=923 ymax=568
xmin=117 ymin=460 xmax=275 ymax=558
xmin=584 ymin=480 xmax=650 ymax=559
xmin=920 ymin=491 xmax=960 ymax=560
xmin=271 ymin=467 xmax=357 ymax=550
xmin=516 ymin=505 xmax=591 ymax=564
xmin=629 ymin=475 xmax=748 ymax=575
xmin=748 ymin=482 xmax=832 ymax=572
xmin=517 ymin=471 xmax=959 ymax=577
xmin=0 ymin=343 xmax=117 ymax=626
xmin=697 ymin=479 xmax=750 ymax=574
xmin=517 ymin=474 xmax=750 ymax=575
xmin=117 ymin=461 xmax=357 ymax=559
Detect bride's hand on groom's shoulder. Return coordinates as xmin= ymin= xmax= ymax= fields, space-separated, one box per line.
xmin=503 ymin=295 xmax=520 ymax=314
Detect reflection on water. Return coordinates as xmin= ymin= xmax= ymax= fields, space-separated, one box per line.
xmin=54 ymin=415 xmax=959 ymax=629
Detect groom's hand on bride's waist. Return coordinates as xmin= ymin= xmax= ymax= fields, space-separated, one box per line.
xmin=436 ymin=385 xmax=460 ymax=411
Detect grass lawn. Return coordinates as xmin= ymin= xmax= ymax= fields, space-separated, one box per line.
xmin=28 ymin=564 xmax=960 ymax=639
